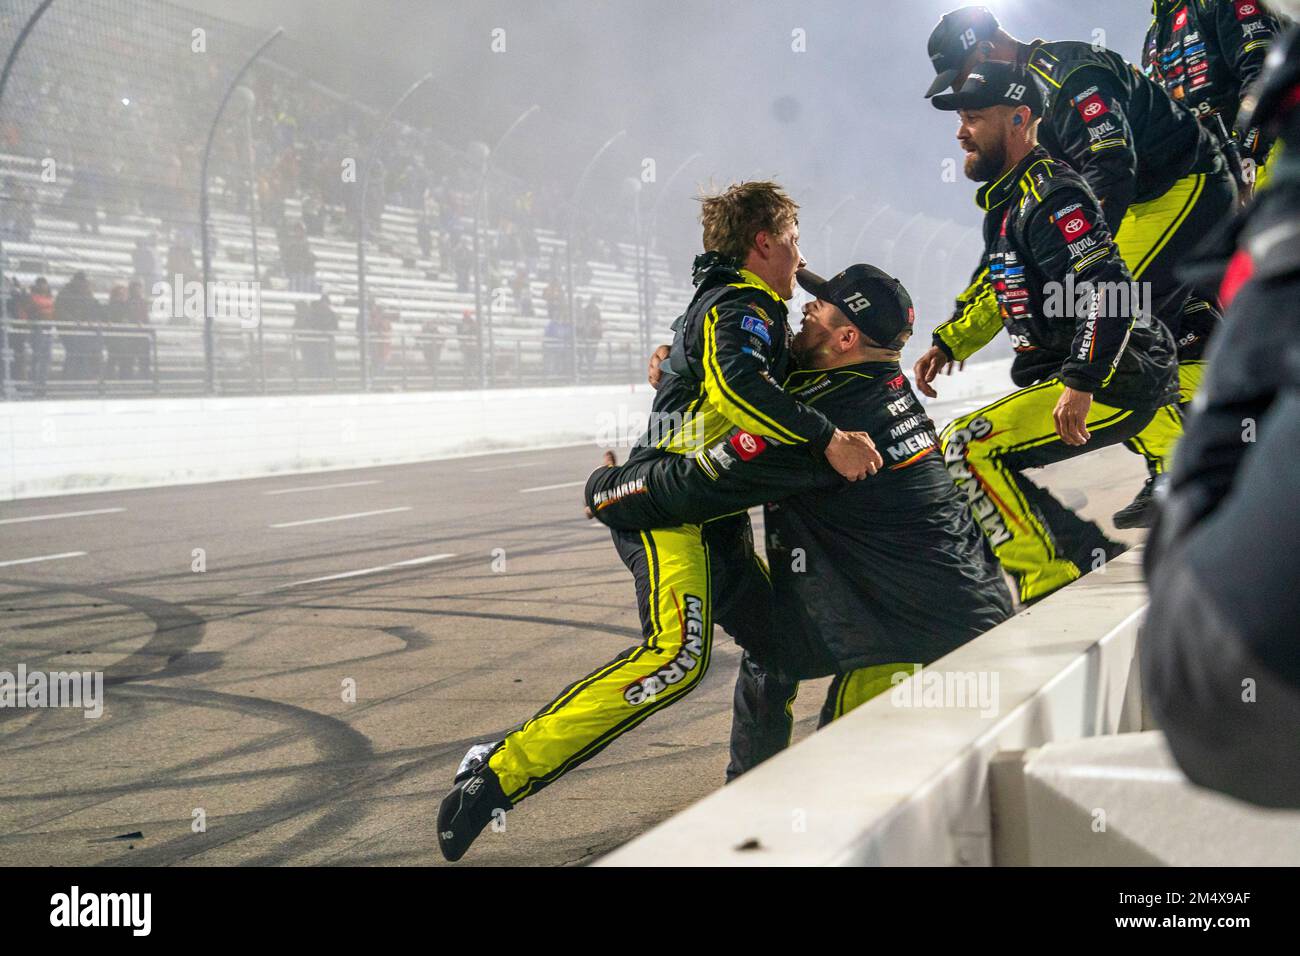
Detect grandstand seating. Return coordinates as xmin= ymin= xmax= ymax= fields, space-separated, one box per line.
xmin=0 ymin=0 xmax=689 ymax=398
xmin=0 ymin=146 xmax=689 ymax=397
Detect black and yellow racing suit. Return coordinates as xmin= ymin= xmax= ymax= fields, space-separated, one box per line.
xmin=934 ymin=147 xmax=1178 ymax=603
xmin=588 ymin=360 xmax=1013 ymax=777
xmin=484 ymin=253 xmax=835 ymax=806
xmin=1142 ymin=0 xmax=1282 ymax=188
xmin=1018 ymin=37 xmax=1236 ymax=466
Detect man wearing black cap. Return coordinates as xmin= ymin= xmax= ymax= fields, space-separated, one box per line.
xmin=924 ymin=6 xmax=1237 ymax=528
xmin=915 ymin=62 xmax=1179 ymax=605
xmin=588 ymin=264 xmax=1014 ymax=778
xmin=435 ymin=181 xmax=884 ymax=861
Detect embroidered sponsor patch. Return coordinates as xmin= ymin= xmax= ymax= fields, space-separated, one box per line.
xmin=1075 ymin=93 xmax=1110 ymax=121
xmin=728 ymin=430 xmax=767 ymax=461
xmin=1174 ymin=5 xmax=1189 ymax=29
xmin=1234 ymin=0 xmax=1260 ymax=19
xmin=1054 ymin=209 xmax=1093 ymax=241
xmin=740 ymin=315 xmax=770 ymax=344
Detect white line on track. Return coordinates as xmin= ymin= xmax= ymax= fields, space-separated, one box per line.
xmin=257 ymin=552 xmax=458 ymax=592
xmin=262 ymin=480 xmax=383 ymax=495
xmin=520 ymin=480 xmax=585 ymax=494
xmin=469 ymin=460 xmax=547 ymax=473
xmin=0 ymin=508 xmax=124 ymax=525
xmin=269 ymin=507 xmax=411 ymax=528
xmin=0 ymin=551 xmax=88 ymax=568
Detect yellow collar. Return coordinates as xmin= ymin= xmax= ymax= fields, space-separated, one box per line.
xmin=737 ymin=268 xmax=784 ymax=302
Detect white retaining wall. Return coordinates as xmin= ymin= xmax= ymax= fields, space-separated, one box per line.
xmin=0 ymin=384 xmax=654 ymax=500
xmin=598 ymin=548 xmax=1149 ymax=867
xmin=0 ymin=359 xmax=1015 ymax=502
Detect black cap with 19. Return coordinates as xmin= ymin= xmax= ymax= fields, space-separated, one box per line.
xmin=797 ymin=264 xmax=915 ymax=351
xmin=925 ymin=5 xmax=1001 ymax=98
xmin=930 ymin=61 xmax=1044 ymax=116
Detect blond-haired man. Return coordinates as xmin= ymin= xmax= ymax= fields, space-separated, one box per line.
xmin=436 ymin=182 xmax=881 ymax=861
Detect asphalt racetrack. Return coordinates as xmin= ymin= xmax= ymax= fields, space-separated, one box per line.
xmin=0 ymin=393 xmax=1153 ymax=866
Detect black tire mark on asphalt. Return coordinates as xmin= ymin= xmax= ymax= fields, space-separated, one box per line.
xmin=0 ymin=479 xmax=756 ymax=863
xmin=94 ymin=681 xmax=376 ymax=867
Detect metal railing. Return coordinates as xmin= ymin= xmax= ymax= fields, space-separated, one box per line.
xmin=1 ymin=320 xmax=645 ymax=398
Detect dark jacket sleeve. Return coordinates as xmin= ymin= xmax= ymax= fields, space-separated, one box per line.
xmin=1210 ymin=0 xmax=1282 ymax=161
xmin=1022 ymin=185 xmax=1136 ymax=393
xmin=700 ymin=294 xmax=836 ymax=450
xmin=1047 ymin=68 xmax=1139 ymax=232
xmin=1141 ymin=394 xmax=1300 ymax=808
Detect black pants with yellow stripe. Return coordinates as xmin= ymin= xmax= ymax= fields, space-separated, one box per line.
xmin=938 ymin=379 xmax=1158 ymax=605
xmin=726 ymin=653 xmax=916 ymax=781
xmin=1116 ymin=168 xmax=1233 ymax=468
xmin=1126 ymin=359 xmax=1205 ymax=480
xmin=1114 ymin=168 xmax=1234 ymax=343
xmin=486 ymin=513 xmax=768 ymax=805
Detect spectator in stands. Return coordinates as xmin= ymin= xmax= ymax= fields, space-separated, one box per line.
xmin=417 ymin=208 xmax=433 ymax=259
xmin=543 ymin=277 xmax=564 ymax=320
xmin=133 ymin=236 xmax=157 ymax=290
xmin=543 ymin=313 xmax=563 ymax=380
xmin=63 ymin=166 xmax=101 ymax=235
xmin=55 ymin=272 xmax=102 ymax=381
xmin=367 ymin=302 xmax=392 ymax=380
xmin=301 ymin=196 xmax=325 ymax=238
xmin=105 ymin=284 xmax=132 ymax=380
xmin=281 ymin=221 xmax=317 ymax=293
xmin=2 ymin=177 xmax=34 ymax=242
xmin=292 ymin=300 xmax=318 ymax=380
xmin=4 ymin=277 xmax=28 ymax=384
xmin=125 ymin=279 xmax=152 ymax=380
xmin=522 ymin=224 xmax=541 ymax=274
xmin=511 ymin=267 xmax=534 ymax=317
xmin=458 ymin=309 xmax=481 ymax=385
xmin=578 ymin=295 xmax=603 ymax=376
xmin=421 ymin=319 xmax=442 ymax=385
xmin=453 ymin=237 xmax=474 ymax=294
xmin=165 ymin=238 xmax=197 ymax=325
xmin=18 ymin=277 xmax=53 ymax=394
xmin=309 ymin=293 xmax=339 ymax=380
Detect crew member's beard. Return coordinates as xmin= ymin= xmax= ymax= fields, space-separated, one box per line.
xmin=790 ymin=326 xmax=826 ymax=369
xmin=965 ymin=140 xmax=1006 ymax=183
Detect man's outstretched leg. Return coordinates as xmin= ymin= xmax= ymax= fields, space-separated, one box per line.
xmin=437 ymin=523 xmax=717 ymax=861
xmin=940 ymin=381 xmax=1153 ymax=605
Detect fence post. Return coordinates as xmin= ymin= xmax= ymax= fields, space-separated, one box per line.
xmin=358 ymin=72 xmax=433 ymax=394
xmin=0 ymin=0 xmax=58 ymax=400
xmin=200 ymin=26 xmax=283 ymax=396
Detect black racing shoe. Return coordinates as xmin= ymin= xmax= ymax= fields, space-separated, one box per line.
xmin=1112 ymin=477 xmax=1158 ymax=529
xmin=437 ymin=751 xmax=511 ymax=862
